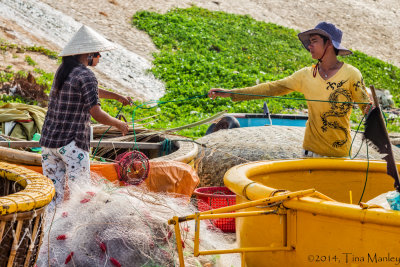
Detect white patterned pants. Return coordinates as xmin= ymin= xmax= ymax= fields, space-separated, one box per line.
xmin=302 ymin=149 xmax=326 ymax=158
xmin=41 ymin=141 xmax=90 ymax=210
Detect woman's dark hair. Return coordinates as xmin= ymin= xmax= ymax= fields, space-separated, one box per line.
xmin=53 ymin=55 xmax=81 ymax=95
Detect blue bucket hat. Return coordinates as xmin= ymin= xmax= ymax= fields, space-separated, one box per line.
xmin=298 ymin=22 xmax=352 ymax=56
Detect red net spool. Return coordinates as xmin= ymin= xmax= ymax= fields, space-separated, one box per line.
xmin=115 ymin=151 xmax=150 ymax=185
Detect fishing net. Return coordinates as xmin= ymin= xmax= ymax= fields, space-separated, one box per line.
xmin=36 ymin=177 xmax=238 ymax=267
xmin=195 ymin=126 xmax=400 ymax=187
xmin=115 ymin=150 xmax=150 ymax=185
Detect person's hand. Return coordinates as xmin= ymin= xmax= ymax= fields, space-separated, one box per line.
xmin=208 ymin=88 xmax=231 ymax=99
xmin=118 ymin=95 xmax=133 ymax=106
xmin=364 ymin=102 xmax=374 ymax=115
xmin=115 ymin=120 xmax=129 ymax=136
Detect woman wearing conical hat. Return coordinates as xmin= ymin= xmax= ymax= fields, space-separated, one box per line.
xmin=208 ymin=22 xmax=372 ymax=158
xmin=40 ymin=25 xmax=132 ymax=209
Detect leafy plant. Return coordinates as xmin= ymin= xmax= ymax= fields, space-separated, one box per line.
xmin=25 ymin=55 xmax=37 ymax=66
xmin=2 ymin=8 xmax=400 ymax=138
xmin=33 ymin=68 xmax=54 ymax=93
xmin=131 ymin=7 xmax=400 ymax=137
xmin=25 ymin=45 xmax=59 ymax=59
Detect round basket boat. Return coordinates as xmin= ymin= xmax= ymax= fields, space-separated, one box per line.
xmin=0 ymin=161 xmax=54 ymax=267
xmin=0 ymin=131 xmax=198 ymax=167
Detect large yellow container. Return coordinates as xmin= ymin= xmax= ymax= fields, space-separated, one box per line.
xmin=224 ymin=158 xmax=400 ymax=267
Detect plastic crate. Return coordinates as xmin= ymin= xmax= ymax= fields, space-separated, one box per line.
xmin=194 ymin=186 xmax=236 ymax=233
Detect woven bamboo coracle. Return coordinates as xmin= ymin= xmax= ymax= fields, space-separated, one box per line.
xmin=0 ymin=161 xmax=54 ymax=267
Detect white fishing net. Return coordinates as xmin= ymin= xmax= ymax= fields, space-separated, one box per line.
xmin=36 ymin=175 xmax=238 ymax=266
xmin=367 ymin=191 xmax=393 ymax=209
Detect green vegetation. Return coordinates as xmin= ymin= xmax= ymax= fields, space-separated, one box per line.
xmin=1 ymin=39 xmax=59 ymax=59
xmin=0 ymin=39 xmax=56 ymax=105
xmin=1 ymin=8 xmax=400 ymax=137
xmin=129 ymin=7 xmax=400 ymax=136
xmin=0 ymin=70 xmax=41 ymax=106
xmin=0 ymin=94 xmax=38 ymax=106
xmin=25 ymin=45 xmax=59 ymax=59
xmin=33 ymin=68 xmax=54 ymax=93
xmin=0 ymin=40 xmax=18 ymax=51
xmin=0 ymin=70 xmax=25 ymax=83
xmin=25 ymin=55 xmax=37 ymax=66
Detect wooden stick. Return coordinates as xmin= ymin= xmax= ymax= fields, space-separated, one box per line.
xmin=0 ymin=221 xmax=6 ymax=242
xmin=370 ymin=85 xmax=380 ymax=109
xmin=0 ymin=146 xmax=42 ymax=166
xmin=7 ymin=220 xmax=23 ymax=267
xmin=370 ymin=85 xmax=400 ymax=188
xmin=90 ymin=141 xmax=161 ymax=149
xmin=23 ymin=215 xmax=41 ymax=267
xmin=0 ymin=141 xmax=162 ymax=149
xmin=164 ymin=110 xmax=227 ymax=133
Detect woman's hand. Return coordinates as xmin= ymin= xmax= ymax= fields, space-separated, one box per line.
xmin=98 ymin=88 xmax=133 ymax=106
xmin=363 ymin=102 xmax=373 ymax=115
xmin=90 ymin=105 xmax=129 ymax=135
xmin=208 ymin=88 xmax=231 ymax=99
xmin=118 ymin=95 xmax=133 ymax=106
xmin=115 ymin=120 xmax=129 ymax=136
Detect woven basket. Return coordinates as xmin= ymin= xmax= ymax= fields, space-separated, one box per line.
xmin=0 ymin=161 xmax=54 ymax=267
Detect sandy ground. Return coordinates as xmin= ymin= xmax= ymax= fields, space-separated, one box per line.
xmin=0 ymin=16 xmax=59 ymax=75
xmin=39 ymin=0 xmax=400 ymax=67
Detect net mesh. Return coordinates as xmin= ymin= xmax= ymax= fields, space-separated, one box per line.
xmin=36 ymin=176 xmax=237 ymax=266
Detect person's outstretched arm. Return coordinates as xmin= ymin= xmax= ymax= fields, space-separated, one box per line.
xmin=208 ymin=69 xmax=305 ymax=101
xmin=98 ymin=88 xmax=133 ymax=106
xmin=89 ymin=105 xmax=129 ymax=135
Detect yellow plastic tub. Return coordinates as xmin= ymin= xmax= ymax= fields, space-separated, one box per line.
xmin=224 ymin=158 xmax=400 ymax=267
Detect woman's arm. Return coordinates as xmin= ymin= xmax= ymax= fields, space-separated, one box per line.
xmin=98 ymin=88 xmax=133 ymax=106
xmin=90 ymin=105 xmax=129 ymax=135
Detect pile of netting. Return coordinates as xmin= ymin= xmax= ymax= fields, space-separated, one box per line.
xmin=36 ymin=177 xmax=237 ymax=266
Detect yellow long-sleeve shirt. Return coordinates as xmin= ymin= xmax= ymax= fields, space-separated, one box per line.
xmin=230 ymin=63 xmax=370 ymax=157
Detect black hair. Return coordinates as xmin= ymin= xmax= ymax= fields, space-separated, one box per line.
xmin=87 ymin=54 xmax=94 ymax=66
xmin=53 ymin=55 xmax=81 ymax=95
xmin=317 ymin=34 xmax=339 ymax=55
xmin=318 ymin=34 xmax=329 ymax=44
xmin=333 ymin=47 xmax=339 ymax=56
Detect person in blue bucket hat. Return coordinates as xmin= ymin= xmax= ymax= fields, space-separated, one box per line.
xmin=298 ymin=22 xmax=353 ymax=78
xmin=208 ymin=22 xmax=372 ymax=158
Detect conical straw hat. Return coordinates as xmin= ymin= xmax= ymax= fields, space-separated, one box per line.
xmin=59 ymin=25 xmax=117 ymax=57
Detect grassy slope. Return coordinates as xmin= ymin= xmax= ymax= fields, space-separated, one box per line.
xmin=128 ymin=7 xmax=400 ymax=137
xmin=2 ymin=7 xmax=400 ymax=137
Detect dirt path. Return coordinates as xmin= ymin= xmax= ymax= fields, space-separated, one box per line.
xmin=40 ymin=0 xmax=400 ymax=67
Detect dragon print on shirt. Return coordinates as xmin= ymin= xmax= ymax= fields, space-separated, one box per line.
xmin=353 ymin=78 xmax=364 ymax=92
xmin=321 ymin=80 xmax=352 ymax=148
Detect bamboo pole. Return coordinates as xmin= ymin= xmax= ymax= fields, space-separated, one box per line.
xmin=0 ymin=141 xmax=162 ymax=149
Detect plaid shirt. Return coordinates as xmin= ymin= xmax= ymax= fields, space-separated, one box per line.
xmin=40 ymin=64 xmax=100 ymax=152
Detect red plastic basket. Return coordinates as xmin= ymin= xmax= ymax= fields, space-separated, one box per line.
xmin=194 ymin=186 xmax=236 ymax=233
